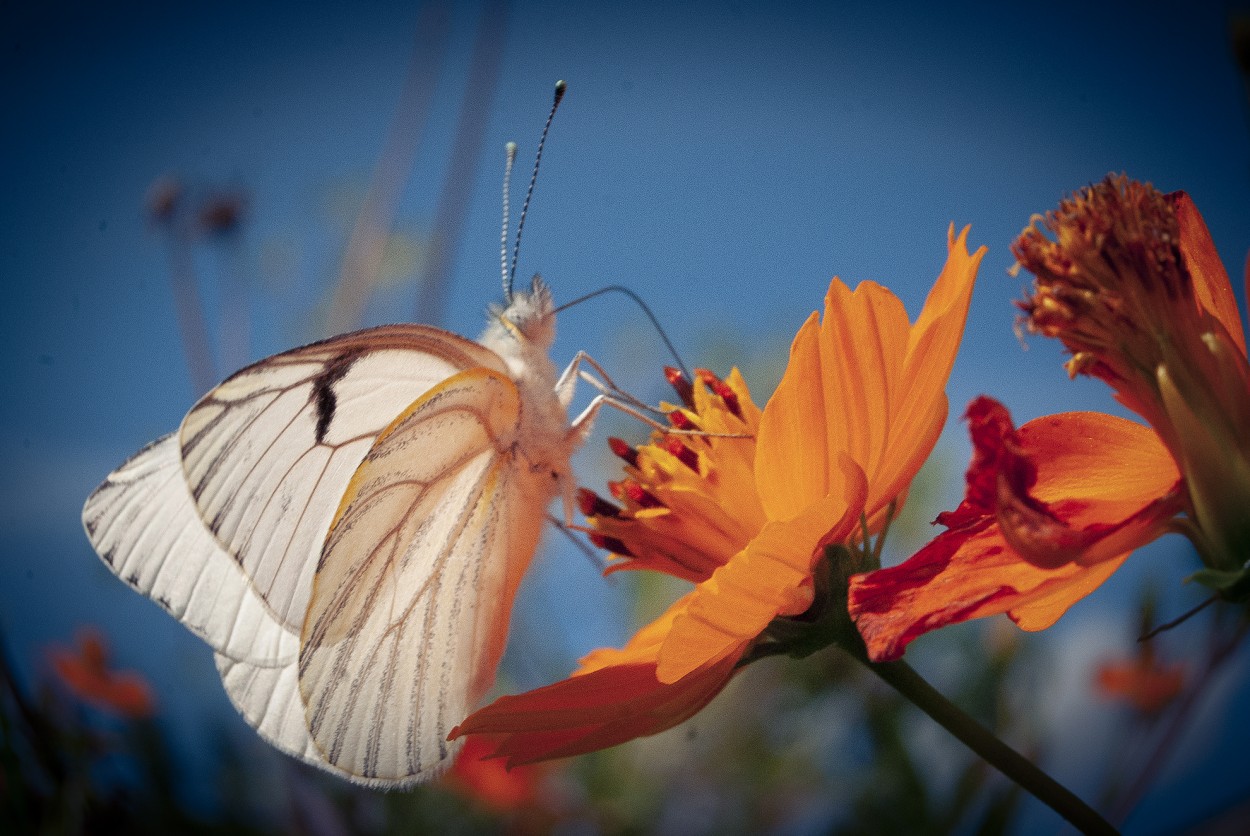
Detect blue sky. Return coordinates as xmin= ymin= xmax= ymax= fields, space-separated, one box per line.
xmin=3 ymin=0 xmax=1249 ymax=830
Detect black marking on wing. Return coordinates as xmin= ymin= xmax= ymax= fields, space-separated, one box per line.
xmin=311 ymin=351 xmax=363 ymax=444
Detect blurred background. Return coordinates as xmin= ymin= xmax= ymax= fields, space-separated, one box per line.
xmin=3 ymin=0 xmax=1250 ymax=832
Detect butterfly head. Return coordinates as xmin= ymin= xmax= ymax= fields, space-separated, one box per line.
xmin=483 ymin=274 xmax=557 ymax=354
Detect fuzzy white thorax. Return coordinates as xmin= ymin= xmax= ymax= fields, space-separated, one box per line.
xmin=478 ymin=275 xmax=557 ymax=372
xmin=478 ymin=275 xmax=580 ymax=514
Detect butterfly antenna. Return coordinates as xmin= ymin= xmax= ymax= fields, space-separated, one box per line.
xmin=508 ymin=80 xmax=567 ymax=291
xmin=555 ymin=284 xmax=691 ymax=380
xmin=500 ymin=141 xmax=518 ymax=300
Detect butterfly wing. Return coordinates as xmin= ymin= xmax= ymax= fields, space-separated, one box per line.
xmin=177 ymin=325 xmax=508 ymax=632
xmin=296 ymin=367 xmax=552 ymax=785
xmin=83 ymin=325 xmax=516 ymax=781
xmin=83 ymin=434 xmax=297 ymax=665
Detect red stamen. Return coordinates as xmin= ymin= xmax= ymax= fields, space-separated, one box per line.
xmin=668 ymin=410 xmax=697 ymax=430
xmin=664 ymin=366 xmax=695 ymax=408
xmin=620 ymin=479 xmax=664 ymax=509
xmin=663 ymin=437 xmax=700 ymax=472
xmin=608 ymin=436 xmax=639 ymax=467
xmin=696 ymin=368 xmax=742 ymax=419
xmin=589 ymin=532 xmax=634 ymax=557
xmin=577 ymin=487 xmax=621 ymax=518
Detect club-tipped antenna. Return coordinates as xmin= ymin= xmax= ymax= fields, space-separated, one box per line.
xmin=500 ymin=141 xmax=518 ymax=299
xmin=555 ymin=284 xmax=691 ymax=381
xmin=505 ymin=79 xmax=566 ymax=298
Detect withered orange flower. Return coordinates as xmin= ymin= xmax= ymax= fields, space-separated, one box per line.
xmin=849 ymin=176 xmax=1249 ymax=662
xmin=849 ymin=396 xmax=1184 ymax=661
xmin=451 ymin=226 xmax=984 ymax=765
xmin=48 ymin=627 xmax=155 ymax=718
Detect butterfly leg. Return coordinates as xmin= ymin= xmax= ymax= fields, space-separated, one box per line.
xmin=555 ymin=351 xmax=666 ymax=418
xmin=545 ymin=512 xmax=610 ymax=572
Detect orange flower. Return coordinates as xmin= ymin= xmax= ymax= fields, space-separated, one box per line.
xmin=48 ymin=628 xmax=154 ymax=718
xmin=451 ymin=226 xmax=984 ymax=765
xmin=849 ymin=176 xmax=1250 ymax=662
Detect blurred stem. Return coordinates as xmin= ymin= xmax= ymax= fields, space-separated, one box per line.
xmin=868 ymin=659 xmax=1117 ymax=836
xmin=1111 ymin=611 xmax=1249 ymax=824
xmin=413 ymin=0 xmax=510 ymax=326
xmin=325 ymin=0 xmax=452 ymax=336
xmin=215 ymin=233 xmax=250 ymax=374
xmin=165 ymin=228 xmax=216 ymax=394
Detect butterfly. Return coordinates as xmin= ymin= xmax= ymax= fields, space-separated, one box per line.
xmin=82 ymin=83 xmax=609 ymax=787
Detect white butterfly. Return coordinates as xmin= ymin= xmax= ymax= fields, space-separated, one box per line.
xmin=82 ymin=83 xmax=615 ymax=786
xmin=83 ymin=275 xmax=602 ymax=786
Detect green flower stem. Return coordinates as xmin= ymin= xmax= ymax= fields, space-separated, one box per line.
xmin=868 ymin=659 xmax=1117 ymax=836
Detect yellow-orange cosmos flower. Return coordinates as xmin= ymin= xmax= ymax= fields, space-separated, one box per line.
xmin=850 ymin=176 xmax=1249 ymax=662
xmin=450 ymin=226 xmax=984 ymax=766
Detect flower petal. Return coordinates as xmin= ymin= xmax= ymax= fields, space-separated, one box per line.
xmin=756 ymin=228 xmax=983 ymax=523
xmin=656 ymin=467 xmax=867 ymax=684
xmin=49 ymin=630 xmax=154 ymax=718
xmin=450 ymin=657 xmax=738 ymax=767
xmin=1096 ymin=657 xmax=1185 ymax=714
xmin=849 ymin=520 xmax=1133 ymax=661
xmin=848 ymin=402 xmax=1182 ymax=662
xmin=443 ymin=735 xmax=549 ymax=811
xmin=882 ymin=225 xmax=984 ymax=511
xmin=1170 ymin=190 xmax=1245 ymax=356
xmin=754 ymin=311 xmax=829 ymax=519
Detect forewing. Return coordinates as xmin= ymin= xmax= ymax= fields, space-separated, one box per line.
xmin=298 ymin=368 xmax=552 ymax=785
xmin=178 ymin=325 xmax=507 ymax=631
xmin=82 ymin=434 xmax=297 ymax=665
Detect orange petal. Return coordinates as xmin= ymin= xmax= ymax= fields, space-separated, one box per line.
xmin=818 ymin=279 xmax=910 ymax=492
xmin=756 ymin=228 xmax=983 ymax=522
xmin=848 ymin=402 xmax=1182 ymax=662
xmin=755 ymin=311 xmax=829 ymax=519
xmin=1171 ymin=191 xmax=1245 ymax=356
xmin=756 ymin=282 xmax=902 ymax=519
xmin=850 ymin=518 xmax=1135 ymax=661
xmin=656 ymin=469 xmax=867 ymax=684
xmin=938 ymin=398 xmax=1182 ymax=567
xmin=450 ymin=658 xmax=738 ymax=767
xmin=1016 ymin=411 xmax=1181 ymax=533
xmin=881 ymin=225 xmax=984 ymax=512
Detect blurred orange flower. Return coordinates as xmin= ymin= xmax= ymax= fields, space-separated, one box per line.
xmin=48 ymin=628 xmax=154 ymax=718
xmin=1096 ymin=654 xmax=1185 ymax=715
xmin=452 ymin=226 xmax=984 ymax=765
xmin=442 ymin=735 xmax=553 ymax=812
xmin=850 ymin=177 xmax=1249 ymax=661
